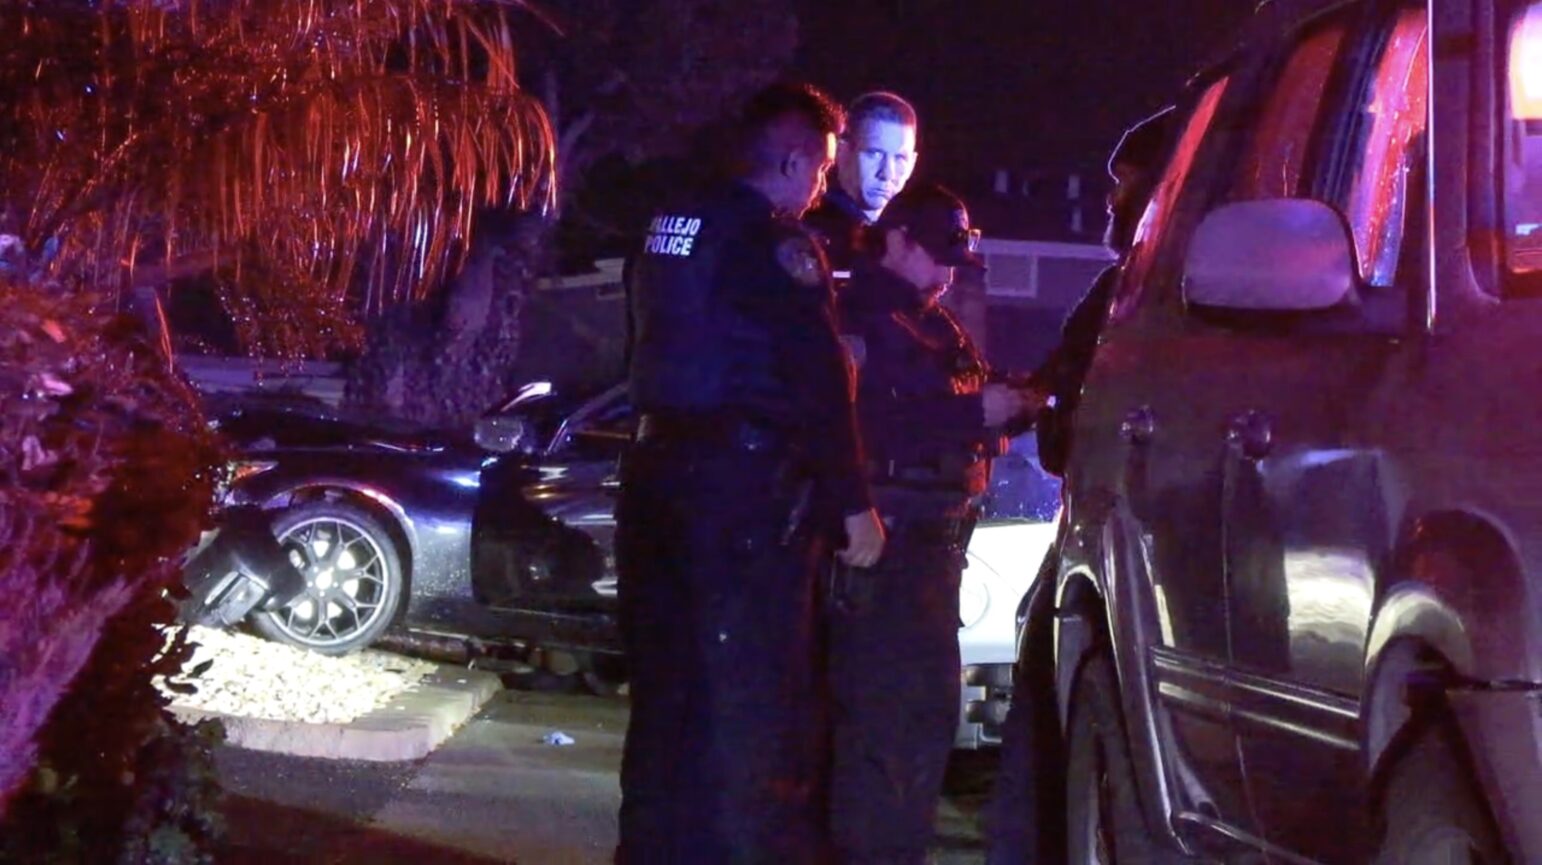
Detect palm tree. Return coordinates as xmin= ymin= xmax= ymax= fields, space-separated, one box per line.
xmin=0 ymin=0 xmax=554 ymax=846
xmin=0 ymin=0 xmax=556 ymax=356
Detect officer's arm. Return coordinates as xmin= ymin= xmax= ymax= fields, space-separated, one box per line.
xmin=733 ymin=232 xmax=873 ymax=517
xmin=790 ymin=284 xmax=873 ymax=517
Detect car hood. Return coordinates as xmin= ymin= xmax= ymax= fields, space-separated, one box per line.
xmin=212 ymin=404 xmax=478 ymax=456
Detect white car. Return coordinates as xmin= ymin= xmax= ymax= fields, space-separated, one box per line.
xmin=953 ymin=437 xmax=1061 ymax=749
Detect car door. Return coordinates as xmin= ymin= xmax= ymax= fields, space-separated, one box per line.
xmin=528 ymin=384 xmax=632 ymax=600
xmin=473 ymin=384 xmax=631 ymax=608
xmin=1192 ymin=6 xmax=1430 ymax=862
xmin=1068 ymin=73 xmax=1262 ymax=851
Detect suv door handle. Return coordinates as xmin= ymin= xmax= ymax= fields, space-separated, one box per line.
xmin=1226 ymin=411 xmax=1273 ymax=461
xmin=1121 ymin=406 xmax=1156 ymax=445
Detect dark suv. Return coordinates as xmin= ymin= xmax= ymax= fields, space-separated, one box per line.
xmin=1019 ymin=1 xmax=1542 ymax=862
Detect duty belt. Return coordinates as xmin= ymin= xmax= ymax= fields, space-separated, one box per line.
xmin=635 ymin=411 xmax=791 ymax=454
xmin=888 ymin=514 xmax=976 ymax=550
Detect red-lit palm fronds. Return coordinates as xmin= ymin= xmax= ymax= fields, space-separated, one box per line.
xmin=0 ymin=0 xmax=555 ymax=355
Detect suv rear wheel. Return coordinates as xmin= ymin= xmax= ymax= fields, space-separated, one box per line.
xmin=1065 ymin=651 xmax=1162 ymax=864
xmin=1375 ymin=731 xmax=1504 ymax=865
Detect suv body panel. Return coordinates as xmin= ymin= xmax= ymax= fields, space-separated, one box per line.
xmin=1047 ymin=1 xmax=1542 ymax=861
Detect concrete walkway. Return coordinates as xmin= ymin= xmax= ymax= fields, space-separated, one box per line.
xmin=220 ymin=688 xmax=993 ymax=864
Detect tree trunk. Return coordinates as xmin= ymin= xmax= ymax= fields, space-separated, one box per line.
xmin=343 ymin=210 xmax=550 ymax=429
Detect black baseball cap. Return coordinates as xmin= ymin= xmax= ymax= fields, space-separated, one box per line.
xmin=874 ymin=182 xmax=982 ymax=267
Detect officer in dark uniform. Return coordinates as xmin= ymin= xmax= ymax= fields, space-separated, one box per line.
xmin=804 ymin=91 xmax=920 ymax=282
xmin=615 ymin=81 xmax=886 ymax=864
xmin=984 ymin=106 xmax=1177 ymax=865
xmin=826 ymin=182 xmax=1042 ymax=865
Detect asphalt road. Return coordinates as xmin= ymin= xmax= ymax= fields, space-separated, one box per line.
xmin=219 ymin=684 xmax=999 ymax=864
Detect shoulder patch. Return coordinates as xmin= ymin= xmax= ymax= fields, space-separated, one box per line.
xmin=775 ymin=235 xmax=826 ymax=288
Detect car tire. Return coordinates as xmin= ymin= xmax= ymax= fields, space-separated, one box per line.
xmin=1374 ymin=730 xmax=1505 ymax=865
xmin=251 ymin=501 xmax=404 ymax=655
xmin=581 ymin=653 xmax=628 ymax=698
xmin=1065 ymin=652 xmax=1164 ymax=865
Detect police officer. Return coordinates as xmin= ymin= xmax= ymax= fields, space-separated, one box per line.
xmin=615 ymin=81 xmax=886 ymax=864
xmin=804 ymin=91 xmax=920 ymax=280
xmin=827 ymin=182 xmax=1042 ymax=865
xmin=984 ymin=106 xmax=1176 ymax=865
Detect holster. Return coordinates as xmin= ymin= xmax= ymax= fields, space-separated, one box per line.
xmin=826 ymin=506 xmax=980 ymax=615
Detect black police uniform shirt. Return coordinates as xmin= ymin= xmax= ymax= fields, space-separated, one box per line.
xmin=803 ymin=185 xmax=867 ymax=284
xmin=627 ymin=180 xmax=873 ymax=518
xmin=838 ymin=256 xmax=999 ymax=506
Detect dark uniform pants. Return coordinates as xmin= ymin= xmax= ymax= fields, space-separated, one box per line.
xmin=826 ymin=524 xmax=964 ymax=864
xmin=984 ymin=522 xmax=1064 ymax=865
xmin=615 ymin=440 xmax=826 ymax=864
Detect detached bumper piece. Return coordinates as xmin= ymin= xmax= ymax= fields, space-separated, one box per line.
xmin=180 ymin=506 xmax=306 ymax=628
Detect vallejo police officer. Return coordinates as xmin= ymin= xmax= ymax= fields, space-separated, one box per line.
xmin=804 ymin=91 xmax=920 ymax=282
xmin=616 ymin=81 xmax=885 ymax=864
xmin=826 ymin=182 xmax=1042 ymax=864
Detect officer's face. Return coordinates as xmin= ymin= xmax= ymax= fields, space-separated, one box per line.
xmin=837 ymin=120 xmax=917 ymax=217
xmin=1104 ymin=161 xmax=1149 ymax=252
xmin=785 ymin=133 xmax=838 ymax=218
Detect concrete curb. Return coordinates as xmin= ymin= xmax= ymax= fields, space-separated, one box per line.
xmin=170 ymin=665 xmax=502 ymax=762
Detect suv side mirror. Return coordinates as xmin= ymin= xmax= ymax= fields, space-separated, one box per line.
xmin=1183 ymin=199 xmax=1357 ymax=313
xmin=475 ymin=415 xmax=532 ymax=454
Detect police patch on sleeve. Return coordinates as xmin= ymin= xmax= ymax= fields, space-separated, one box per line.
xmin=776 ymin=236 xmax=825 ymax=287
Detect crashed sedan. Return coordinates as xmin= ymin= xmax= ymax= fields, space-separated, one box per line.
xmin=196 ymin=383 xmax=1059 ymax=746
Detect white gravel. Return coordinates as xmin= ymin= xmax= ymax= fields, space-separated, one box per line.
xmin=156 ymin=626 xmax=439 ymax=725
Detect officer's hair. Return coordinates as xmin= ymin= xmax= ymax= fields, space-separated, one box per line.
xmin=846 ymin=91 xmax=918 ymax=137
xmin=733 ymin=81 xmax=846 ymax=176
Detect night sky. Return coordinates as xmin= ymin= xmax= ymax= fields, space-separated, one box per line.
xmin=794 ymin=0 xmax=1252 ymax=198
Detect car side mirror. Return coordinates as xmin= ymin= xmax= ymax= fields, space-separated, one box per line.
xmin=1183 ymin=199 xmax=1357 ymax=313
xmin=475 ymin=415 xmax=532 ymax=454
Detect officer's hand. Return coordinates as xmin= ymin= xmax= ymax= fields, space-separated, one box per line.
xmin=839 ymin=508 xmax=886 ymax=568
xmin=983 ymin=384 xmax=1032 ymax=428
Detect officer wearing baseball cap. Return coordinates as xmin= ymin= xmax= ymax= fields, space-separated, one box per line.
xmin=872 ymin=181 xmax=984 ymax=267
xmin=825 ymin=182 xmax=1043 ymax=864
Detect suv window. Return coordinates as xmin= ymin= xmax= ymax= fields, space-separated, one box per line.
xmin=1334 ymin=7 xmax=1428 ymax=289
xmin=1110 ymin=76 xmax=1231 ymax=322
xmin=1230 ymin=21 xmax=1350 ymax=201
xmin=1505 ymin=3 xmax=1542 ymax=287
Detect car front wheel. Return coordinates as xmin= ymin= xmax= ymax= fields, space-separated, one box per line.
xmin=1065 ymin=652 xmax=1162 ymax=865
xmin=1375 ymin=730 xmax=1504 ymax=865
xmin=251 ymin=501 xmax=404 ymax=655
